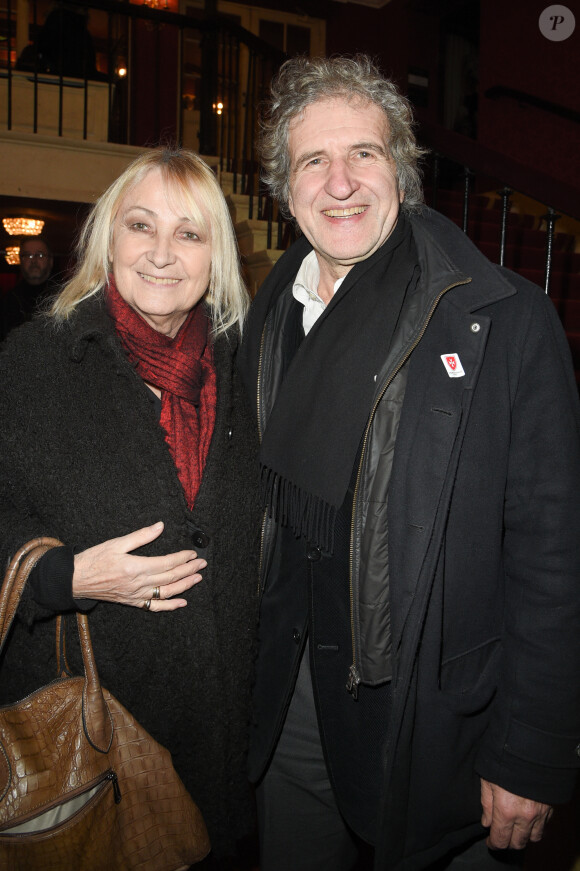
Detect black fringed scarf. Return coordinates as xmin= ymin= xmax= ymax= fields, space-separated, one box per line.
xmin=256 ymin=214 xmax=418 ymax=552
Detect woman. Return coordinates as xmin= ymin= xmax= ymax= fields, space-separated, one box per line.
xmin=0 ymin=148 xmax=260 ymax=866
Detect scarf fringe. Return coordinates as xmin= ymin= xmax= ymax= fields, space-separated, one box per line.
xmin=260 ymin=465 xmax=336 ymax=554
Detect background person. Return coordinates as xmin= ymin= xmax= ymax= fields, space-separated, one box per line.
xmin=0 ymin=147 xmax=260 ymax=868
xmin=16 ymin=1 xmax=98 ymax=79
xmin=0 ymin=236 xmax=54 ymax=341
xmin=238 ymin=55 xmax=580 ymax=871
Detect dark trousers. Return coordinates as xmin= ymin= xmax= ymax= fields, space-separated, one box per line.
xmin=256 ymin=648 xmax=366 ymax=871
xmin=255 ymin=651 xmax=525 ymax=871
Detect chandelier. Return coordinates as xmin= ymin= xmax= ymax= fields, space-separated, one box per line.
xmin=2 ymin=217 xmax=45 ymax=236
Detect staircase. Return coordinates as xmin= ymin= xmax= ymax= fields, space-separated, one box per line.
xmin=220 ymin=172 xmax=286 ymax=298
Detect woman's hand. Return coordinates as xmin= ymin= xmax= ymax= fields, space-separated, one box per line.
xmin=72 ymin=522 xmax=206 ymax=611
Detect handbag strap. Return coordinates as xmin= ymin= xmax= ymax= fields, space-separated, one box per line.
xmin=56 ymin=614 xmax=74 ymax=678
xmin=0 ymin=537 xmax=60 ymax=650
xmin=0 ymin=538 xmax=113 ymax=754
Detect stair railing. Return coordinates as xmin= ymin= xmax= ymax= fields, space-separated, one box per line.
xmin=0 ymin=0 xmax=286 ymax=173
xmin=498 ymin=187 xmax=512 ymax=268
xmin=425 ymin=150 xmax=573 ymax=296
xmin=542 ymin=207 xmax=561 ymax=296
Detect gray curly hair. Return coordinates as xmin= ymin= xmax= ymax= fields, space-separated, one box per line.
xmin=259 ymin=54 xmax=426 ymax=217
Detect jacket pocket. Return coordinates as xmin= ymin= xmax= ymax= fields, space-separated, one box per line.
xmin=439 ymin=637 xmax=501 ymax=714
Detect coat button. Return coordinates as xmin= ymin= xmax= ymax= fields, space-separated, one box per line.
xmin=192 ymin=531 xmax=209 ymax=548
xmin=293 ymin=629 xmax=301 ymax=644
xmin=470 ymin=322 xmax=481 ymax=333
xmin=576 ymin=744 xmax=580 ymax=758
xmin=307 ymin=546 xmax=321 ymax=561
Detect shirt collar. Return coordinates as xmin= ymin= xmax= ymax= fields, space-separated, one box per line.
xmin=292 ymin=251 xmax=347 ymax=334
xmin=292 ymin=250 xmax=321 ymax=305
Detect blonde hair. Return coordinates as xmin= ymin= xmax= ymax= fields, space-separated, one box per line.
xmin=51 ymin=147 xmax=248 ymax=336
xmin=259 ymin=54 xmax=427 ymax=217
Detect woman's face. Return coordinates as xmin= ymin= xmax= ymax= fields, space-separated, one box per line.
xmin=111 ymin=168 xmax=212 ymax=337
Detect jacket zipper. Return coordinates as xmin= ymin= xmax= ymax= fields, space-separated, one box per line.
xmin=256 ymin=322 xmax=268 ymax=594
xmin=346 ymin=279 xmax=470 ymax=698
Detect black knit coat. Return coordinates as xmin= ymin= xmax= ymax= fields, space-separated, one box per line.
xmin=0 ymin=295 xmax=261 ymax=858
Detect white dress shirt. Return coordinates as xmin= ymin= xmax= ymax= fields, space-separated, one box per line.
xmin=292 ymin=251 xmax=346 ymax=336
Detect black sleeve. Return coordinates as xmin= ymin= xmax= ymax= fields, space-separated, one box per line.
xmin=20 ymin=546 xmax=97 ymax=623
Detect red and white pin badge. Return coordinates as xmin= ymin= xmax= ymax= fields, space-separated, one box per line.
xmin=441 ymin=353 xmax=465 ymax=378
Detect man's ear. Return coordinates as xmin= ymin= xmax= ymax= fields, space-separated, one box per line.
xmin=399 ymin=188 xmax=405 ymax=205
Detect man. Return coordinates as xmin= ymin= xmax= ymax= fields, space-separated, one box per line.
xmin=238 ymin=56 xmax=580 ymax=871
xmin=1 ymin=236 xmax=54 ymax=341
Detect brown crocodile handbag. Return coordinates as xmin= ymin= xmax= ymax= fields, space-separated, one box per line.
xmin=0 ymin=538 xmax=211 ymax=870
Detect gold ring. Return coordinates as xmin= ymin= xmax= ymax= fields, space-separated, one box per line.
xmin=143 ymin=599 xmax=151 ymax=611
xmin=152 ymin=586 xmax=161 ymax=600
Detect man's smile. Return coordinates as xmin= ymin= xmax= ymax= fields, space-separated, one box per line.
xmin=322 ymin=206 xmax=368 ymax=218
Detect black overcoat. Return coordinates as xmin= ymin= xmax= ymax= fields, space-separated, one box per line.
xmin=0 ymin=295 xmax=261 ymax=858
xmin=238 ymin=208 xmax=580 ymax=869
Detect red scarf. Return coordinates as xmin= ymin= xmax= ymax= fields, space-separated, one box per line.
xmin=106 ymin=280 xmax=217 ymax=510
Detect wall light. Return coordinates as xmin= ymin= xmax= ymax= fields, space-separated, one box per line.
xmin=4 ymin=246 xmax=21 ymax=265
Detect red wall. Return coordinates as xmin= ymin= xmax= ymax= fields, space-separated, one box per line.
xmin=324 ymin=0 xmax=580 ymax=199
xmin=130 ymin=19 xmax=180 ymax=146
xmin=326 ymin=0 xmax=409 ymax=90
xmin=477 ymin=0 xmax=580 ymax=190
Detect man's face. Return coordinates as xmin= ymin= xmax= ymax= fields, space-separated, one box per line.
xmin=287 ymin=97 xmax=404 ymax=284
xmin=19 ymin=239 xmax=53 ymax=286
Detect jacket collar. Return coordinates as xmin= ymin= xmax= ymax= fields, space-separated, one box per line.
xmin=409 ymin=207 xmax=517 ymax=312
xmin=239 ymin=206 xmax=518 ymax=405
xmin=253 ymin=206 xmax=517 ymax=320
xmin=67 ymin=293 xmax=116 ymax=362
xmin=66 ymin=291 xmax=234 ymax=365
